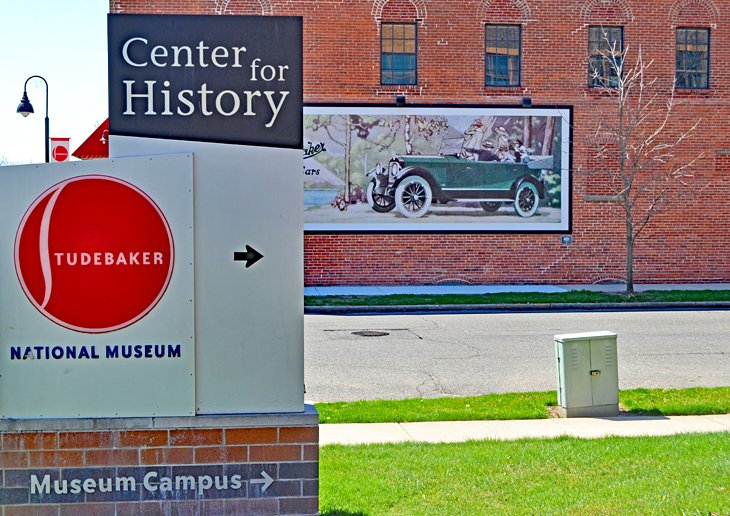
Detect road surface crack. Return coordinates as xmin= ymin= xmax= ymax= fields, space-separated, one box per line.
xmin=421 ymin=366 xmax=451 ymax=396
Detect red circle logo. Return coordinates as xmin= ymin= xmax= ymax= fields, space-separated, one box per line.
xmin=15 ymin=175 xmax=174 ymax=333
xmin=52 ymin=146 xmax=69 ymax=162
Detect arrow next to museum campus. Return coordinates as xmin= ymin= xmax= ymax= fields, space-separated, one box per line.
xmin=234 ymin=245 xmax=264 ymax=268
xmin=250 ymin=471 xmax=274 ymax=493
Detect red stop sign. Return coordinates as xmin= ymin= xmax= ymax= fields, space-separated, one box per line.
xmin=52 ymin=145 xmax=69 ymax=162
xmin=15 ymin=175 xmax=174 ymax=333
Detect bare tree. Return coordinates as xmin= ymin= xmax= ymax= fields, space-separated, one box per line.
xmin=588 ymin=38 xmax=700 ymax=294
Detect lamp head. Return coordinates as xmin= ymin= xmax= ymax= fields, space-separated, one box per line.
xmin=17 ymin=92 xmax=34 ymax=117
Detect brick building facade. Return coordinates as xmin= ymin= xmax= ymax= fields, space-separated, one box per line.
xmin=111 ymin=0 xmax=730 ymax=286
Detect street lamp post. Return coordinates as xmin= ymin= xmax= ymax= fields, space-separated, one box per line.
xmin=17 ymin=75 xmax=50 ymax=163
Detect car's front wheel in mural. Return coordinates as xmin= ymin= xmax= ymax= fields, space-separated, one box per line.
xmin=513 ymin=182 xmax=539 ymax=218
xmin=395 ymin=176 xmax=432 ymax=218
xmin=366 ymin=180 xmax=396 ymax=213
xmin=479 ymin=201 xmax=502 ymax=213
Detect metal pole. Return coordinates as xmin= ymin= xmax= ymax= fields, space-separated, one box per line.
xmin=22 ymin=75 xmax=49 ymax=163
xmin=44 ymin=115 xmax=50 ymax=163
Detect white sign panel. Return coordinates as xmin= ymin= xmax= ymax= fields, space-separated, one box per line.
xmin=111 ymin=137 xmax=303 ymax=414
xmin=0 ymin=154 xmax=195 ymax=418
xmin=50 ymin=137 xmax=71 ymax=162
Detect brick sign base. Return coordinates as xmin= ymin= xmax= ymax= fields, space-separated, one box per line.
xmin=0 ymin=407 xmax=318 ymax=515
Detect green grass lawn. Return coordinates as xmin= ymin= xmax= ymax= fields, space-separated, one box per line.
xmin=620 ymin=387 xmax=730 ymax=416
xmin=304 ymin=289 xmax=730 ymax=307
xmin=317 ymin=391 xmax=556 ymax=424
xmin=316 ymin=387 xmax=730 ymax=424
xmin=320 ymin=433 xmax=730 ymax=514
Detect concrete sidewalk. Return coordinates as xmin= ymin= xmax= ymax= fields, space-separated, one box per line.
xmin=319 ymin=414 xmax=730 ymax=445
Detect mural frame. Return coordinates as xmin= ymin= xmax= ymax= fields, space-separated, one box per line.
xmin=303 ymin=104 xmax=572 ymax=233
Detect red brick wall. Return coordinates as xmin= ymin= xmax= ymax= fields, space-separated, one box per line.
xmin=111 ymin=0 xmax=730 ymax=286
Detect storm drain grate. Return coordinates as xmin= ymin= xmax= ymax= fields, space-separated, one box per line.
xmin=351 ymin=330 xmax=390 ymax=337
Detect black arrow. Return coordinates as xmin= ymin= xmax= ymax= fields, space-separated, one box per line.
xmin=234 ymin=245 xmax=264 ymax=268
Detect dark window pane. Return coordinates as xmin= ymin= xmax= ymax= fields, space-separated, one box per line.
xmin=381 ymin=53 xmax=416 ymax=85
xmin=676 ymin=28 xmax=709 ymax=89
xmin=485 ymin=24 xmax=521 ymax=87
xmin=381 ymin=22 xmax=417 ymax=85
xmin=676 ymin=73 xmax=686 ymax=88
xmin=588 ymin=25 xmax=622 ymax=88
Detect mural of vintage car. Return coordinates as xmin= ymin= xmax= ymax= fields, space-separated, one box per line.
xmin=366 ymin=154 xmax=554 ymax=218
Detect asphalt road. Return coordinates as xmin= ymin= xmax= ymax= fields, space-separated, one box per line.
xmin=304 ymin=309 xmax=730 ymax=402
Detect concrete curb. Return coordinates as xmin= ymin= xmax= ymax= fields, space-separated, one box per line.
xmin=305 ymin=301 xmax=730 ymax=315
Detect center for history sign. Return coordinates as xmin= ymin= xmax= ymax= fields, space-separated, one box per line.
xmin=108 ymin=14 xmax=302 ymax=148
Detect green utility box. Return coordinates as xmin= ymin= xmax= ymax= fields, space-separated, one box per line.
xmin=554 ymin=331 xmax=619 ymax=418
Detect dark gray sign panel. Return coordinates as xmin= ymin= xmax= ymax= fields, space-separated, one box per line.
xmin=108 ymin=14 xmax=302 ymax=149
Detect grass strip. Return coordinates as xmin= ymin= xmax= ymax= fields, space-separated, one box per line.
xmin=317 ymin=391 xmax=556 ymax=424
xmin=304 ymin=289 xmax=730 ymax=306
xmin=315 ymin=387 xmax=730 ymax=424
xmin=620 ymin=386 xmax=730 ymax=416
xmin=320 ymin=433 xmax=730 ymax=514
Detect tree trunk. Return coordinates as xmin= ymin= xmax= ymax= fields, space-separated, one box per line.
xmin=543 ymin=117 xmax=556 ymax=155
xmin=523 ymin=116 xmax=532 ymax=149
xmin=404 ymin=115 xmax=413 ymax=155
xmin=625 ymin=229 xmax=635 ymax=294
xmin=344 ymin=116 xmax=352 ymax=203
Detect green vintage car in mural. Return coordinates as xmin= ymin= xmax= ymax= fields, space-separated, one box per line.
xmin=366 ymin=153 xmax=555 ymax=218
